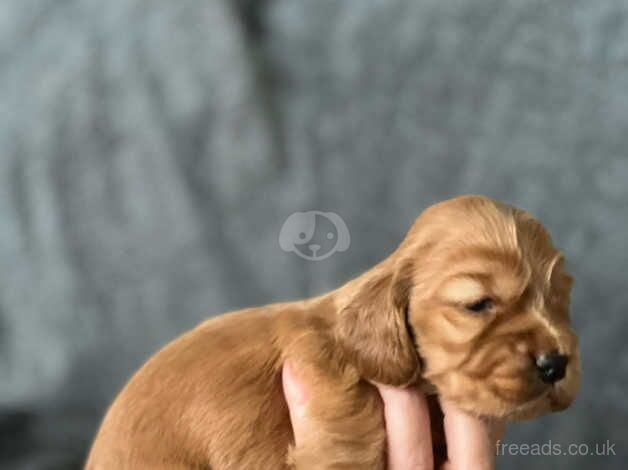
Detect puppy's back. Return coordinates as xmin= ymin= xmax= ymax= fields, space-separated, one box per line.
xmin=86 ymin=304 xmax=298 ymax=470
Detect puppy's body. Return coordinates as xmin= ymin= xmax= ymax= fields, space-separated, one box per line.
xmin=87 ymin=196 xmax=580 ymax=469
xmin=88 ymin=305 xmax=291 ymax=469
xmin=87 ymin=296 xmax=388 ymax=469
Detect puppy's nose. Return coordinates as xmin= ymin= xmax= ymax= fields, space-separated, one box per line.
xmin=536 ymin=352 xmax=568 ymax=384
xmin=309 ymin=244 xmax=321 ymax=253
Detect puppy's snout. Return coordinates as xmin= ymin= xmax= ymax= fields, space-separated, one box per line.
xmin=536 ymin=352 xmax=568 ymax=384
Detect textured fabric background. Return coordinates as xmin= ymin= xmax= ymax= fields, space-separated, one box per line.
xmin=1 ymin=0 xmax=626 ymax=468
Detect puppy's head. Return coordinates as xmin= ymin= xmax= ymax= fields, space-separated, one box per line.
xmin=337 ymin=195 xmax=580 ymax=420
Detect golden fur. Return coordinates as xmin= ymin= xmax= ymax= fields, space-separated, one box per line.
xmin=86 ymin=195 xmax=580 ymax=469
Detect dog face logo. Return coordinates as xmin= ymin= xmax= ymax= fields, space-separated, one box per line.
xmin=279 ymin=211 xmax=350 ymax=260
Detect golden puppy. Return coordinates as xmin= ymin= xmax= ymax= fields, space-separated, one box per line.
xmin=86 ymin=195 xmax=580 ymax=469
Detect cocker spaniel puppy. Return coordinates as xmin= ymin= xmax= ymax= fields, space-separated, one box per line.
xmin=86 ymin=195 xmax=580 ymax=469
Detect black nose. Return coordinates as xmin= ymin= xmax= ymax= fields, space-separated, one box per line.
xmin=536 ymin=352 xmax=568 ymax=384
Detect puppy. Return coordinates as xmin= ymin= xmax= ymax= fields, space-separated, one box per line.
xmin=86 ymin=195 xmax=580 ymax=469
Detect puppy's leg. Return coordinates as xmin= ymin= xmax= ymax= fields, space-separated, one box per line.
xmin=287 ymin=365 xmax=386 ymax=470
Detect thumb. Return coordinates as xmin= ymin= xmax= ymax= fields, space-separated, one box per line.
xmin=282 ymin=359 xmax=311 ymax=445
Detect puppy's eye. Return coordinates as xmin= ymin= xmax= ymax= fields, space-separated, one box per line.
xmin=465 ymin=297 xmax=493 ymax=313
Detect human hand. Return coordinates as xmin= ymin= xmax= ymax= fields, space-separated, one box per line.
xmin=282 ymin=360 xmax=505 ymax=470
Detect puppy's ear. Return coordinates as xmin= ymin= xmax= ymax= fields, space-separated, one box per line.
xmin=336 ymin=259 xmax=421 ymax=386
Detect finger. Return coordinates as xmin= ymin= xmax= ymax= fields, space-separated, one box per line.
xmin=282 ymin=359 xmax=310 ymax=446
xmin=440 ymin=400 xmax=504 ymax=470
xmin=377 ymin=384 xmax=434 ymax=470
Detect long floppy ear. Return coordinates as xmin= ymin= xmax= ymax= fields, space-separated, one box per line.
xmin=336 ymin=259 xmax=421 ymax=386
